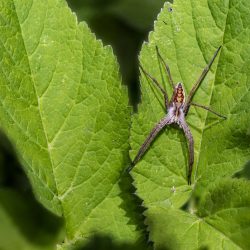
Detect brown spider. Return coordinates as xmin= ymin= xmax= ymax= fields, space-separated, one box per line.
xmin=129 ymin=46 xmax=226 ymax=185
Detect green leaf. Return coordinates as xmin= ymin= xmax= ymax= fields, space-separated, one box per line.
xmin=130 ymin=0 xmax=250 ymax=248
xmin=146 ymin=179 xmax=250 ymax=250
xmin=0 ymin=0 xmax=143 ymax=245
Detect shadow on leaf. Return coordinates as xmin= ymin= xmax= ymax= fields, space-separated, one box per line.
xmin=0 ymin=131 xmax=64 ymax=247
xmin=233 ymin=160 xmax=250 ymax=180
xmin=61 ymin=234 xmax=169 ymax=250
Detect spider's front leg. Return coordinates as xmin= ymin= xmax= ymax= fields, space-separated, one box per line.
xmin=190 ymin=102 xmax=227 ymax=119
xmin=139 ymin=63 xmax=169 ymax=110
xmin=156 ymin=46 xmax=175 ymax=90
xmin=184 ymin=46 xmax=222 ymax=114
xmin=127 ymin=115 xmax=172 ymax=172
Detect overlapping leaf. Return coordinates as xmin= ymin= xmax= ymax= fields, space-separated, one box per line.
xmin=147 ymin=179 xmax=250 ymax=250
xmin=130 ymin=0 xmax=250 ymax=248
xmin=0 ymin=0 xmax=143 ymax=246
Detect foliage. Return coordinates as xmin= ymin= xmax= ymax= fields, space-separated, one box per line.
xmin=130 ymin=0 xmax=250 ymax=249
xmin=67 ymin=0 xmax=167 ymax=106
xmin=0 ymin=0 xmax=249 ymax=250
xmin=0 ymin=0 xmax=144 ymax=249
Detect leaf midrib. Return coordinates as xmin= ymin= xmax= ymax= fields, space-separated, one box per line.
xmin=193 ymin=0 xmax=230 ymax=182
xmin=12 ymin=0 xmax=60 ymax=202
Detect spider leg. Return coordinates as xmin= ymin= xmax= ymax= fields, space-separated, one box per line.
xmin=184 ymin=46 xmax=222 ymax=114
xmin=191 ymin=102 xmax=227 ymax=119
xmin=179 ymin=117 xmax=194 ymax=185
xmin=139 ymin=63 xmax=169 ymax=109
xmin=127 ymin=115 xmax=172 ymax=172
xmin=156 ymin=46 xmax=175 ymax=90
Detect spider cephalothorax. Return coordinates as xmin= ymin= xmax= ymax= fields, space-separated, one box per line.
xmin=129 ymin=46 xmax=226 ymax=185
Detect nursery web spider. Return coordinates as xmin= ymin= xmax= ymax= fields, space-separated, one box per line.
xmin=128 ymin=46 xmax=226 ymax=185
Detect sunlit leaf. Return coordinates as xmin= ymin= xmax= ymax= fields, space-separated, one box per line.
xmin=0 ymin=0 xmax=143 ymax=246
xmin=130 ymin=0 xmax=250 ymax=248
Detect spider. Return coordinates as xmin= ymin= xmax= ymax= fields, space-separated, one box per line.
xmin=128 ymin=46 xmax=226 ymax=185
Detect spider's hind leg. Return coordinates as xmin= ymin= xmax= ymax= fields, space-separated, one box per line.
xmin=128 ymin=115 xmax=172 ymax=172
xmin=179 ymin=117 xmax=194 ymax=185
